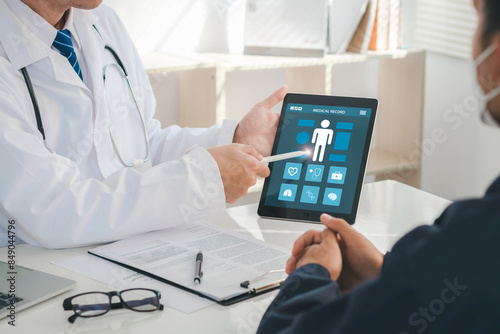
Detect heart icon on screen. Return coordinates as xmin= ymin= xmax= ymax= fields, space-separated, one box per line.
xmin=288 ymin=167 xmax=298 ymax=177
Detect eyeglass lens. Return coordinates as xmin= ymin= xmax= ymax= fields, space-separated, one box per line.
xmin=120 ymin=289 xmax=159 ymax=311
xmin=69 ymin=289 xmax=160 ymax=320
xmin=71 ymin=292 xmax=110 ymax=317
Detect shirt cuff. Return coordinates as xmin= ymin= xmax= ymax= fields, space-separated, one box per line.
xmin=217 ymin=119 xmax=238 ymax=146
xmin=292 ymin=263 xmax=331 ymax=278
xmin=183 ymin=145 xmax=226 ymax=211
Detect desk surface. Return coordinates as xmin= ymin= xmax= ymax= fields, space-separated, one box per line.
xmin=0 ymin=181 xmax=450 ymax=333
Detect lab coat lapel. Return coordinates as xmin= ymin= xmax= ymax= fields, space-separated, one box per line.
xmin=73 ymin=12 xmax=106 ymax=103
xmin=0 ymin=0 xmax=87 ymax=89
xmin=73 ymin=11 xmax=120 ymax=178
xmin=48 ymin=56 xmax=88 ymax=89
xmin=0 ymin=0 xmax=52 ymax=70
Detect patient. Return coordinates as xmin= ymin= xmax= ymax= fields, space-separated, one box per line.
xmin=258 ymin=0 xmax=500 ymax=333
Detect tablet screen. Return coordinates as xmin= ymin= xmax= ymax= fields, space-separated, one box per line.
xmin=258 ymin=94 xmax=377 ymax=223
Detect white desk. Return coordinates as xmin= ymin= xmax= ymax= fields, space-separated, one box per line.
xmin=0 ymin=181 xmax=450 ymax=334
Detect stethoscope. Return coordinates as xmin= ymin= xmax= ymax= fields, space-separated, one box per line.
xmin=19 ymin=25 xmax=151 ymax=168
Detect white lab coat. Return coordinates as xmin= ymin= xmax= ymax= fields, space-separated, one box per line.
xmin=0 ymin=2 xmax=237 ymax=248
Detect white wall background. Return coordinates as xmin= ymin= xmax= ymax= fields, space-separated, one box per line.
xmin=104 ymin=0 xmax=500 ymax=201
xmin=102 ymin=0 xmax=246 ymax=53
xmin=404 ymin=0 xmax=500 ymax=200
xmin=420 ymin=53 xmax=500 ymax=200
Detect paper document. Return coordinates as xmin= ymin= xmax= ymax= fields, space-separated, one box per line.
xmin=53 ymin=254 xmax=215 ymax=314
xmin=89 ymin=221 xmax=289 ymax=302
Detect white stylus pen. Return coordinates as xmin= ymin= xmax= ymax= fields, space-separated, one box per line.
xmin=261 ymin=151 xmax=308 ymax=163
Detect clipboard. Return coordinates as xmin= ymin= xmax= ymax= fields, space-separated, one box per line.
xmin=89 ymin=252 xmax=284 ymax=306
xmin=86 ymin=221 xmax=289 ymax=306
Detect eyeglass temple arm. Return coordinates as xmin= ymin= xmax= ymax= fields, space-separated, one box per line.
xmin=68 ymin=313 xmax=79 ymax=324
xmin=62 ymin=298 xmax=73 ymax=310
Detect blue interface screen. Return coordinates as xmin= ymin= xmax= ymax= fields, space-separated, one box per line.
xmin=264 ymin=103 xmax=372 ymax=215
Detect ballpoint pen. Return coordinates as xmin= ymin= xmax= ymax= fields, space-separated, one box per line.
xmin=261 ymin=151 xmax=308 ymax=163
xmin=194 ymin=251 xmax=203 ymax=284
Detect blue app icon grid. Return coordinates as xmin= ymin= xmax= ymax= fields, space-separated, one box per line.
xmin=265 ymin=103 xmax=373 ymax=215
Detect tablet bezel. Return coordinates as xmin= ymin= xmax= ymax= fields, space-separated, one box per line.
xmin=257 ymin=93 xmax=378 ymax=224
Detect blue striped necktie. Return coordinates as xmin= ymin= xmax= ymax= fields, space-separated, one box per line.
xmin=52 ymin=29 xmax=83 ymax=80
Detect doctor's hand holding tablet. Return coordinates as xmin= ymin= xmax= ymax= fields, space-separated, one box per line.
xmin=208 ymin=86 xmax=288 ymax=204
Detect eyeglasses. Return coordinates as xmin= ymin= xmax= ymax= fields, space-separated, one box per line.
xmin=62 ymin=288 xmax=164 ymax=323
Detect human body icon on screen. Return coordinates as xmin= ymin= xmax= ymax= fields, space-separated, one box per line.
xmin=312 ymin=120 xmax=334 ymax=162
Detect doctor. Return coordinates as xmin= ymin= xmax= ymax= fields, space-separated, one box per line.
xmin=0 ymin=0 xmax=288 ymax=248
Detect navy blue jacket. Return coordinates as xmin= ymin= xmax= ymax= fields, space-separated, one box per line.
xmin=258 ymin=176 xmax=500 ymax=334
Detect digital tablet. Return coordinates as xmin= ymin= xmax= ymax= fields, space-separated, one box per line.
xmin=258 ymin=93 xmax=378 ymax=224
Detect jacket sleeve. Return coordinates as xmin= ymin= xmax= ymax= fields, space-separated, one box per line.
xmin=258 ymin=264 xmax=342 ymax=334
xmin=147 ymin=119 xmax=238 ymax=165
xmin=257 ymin=223 xmax=447 ymax=334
